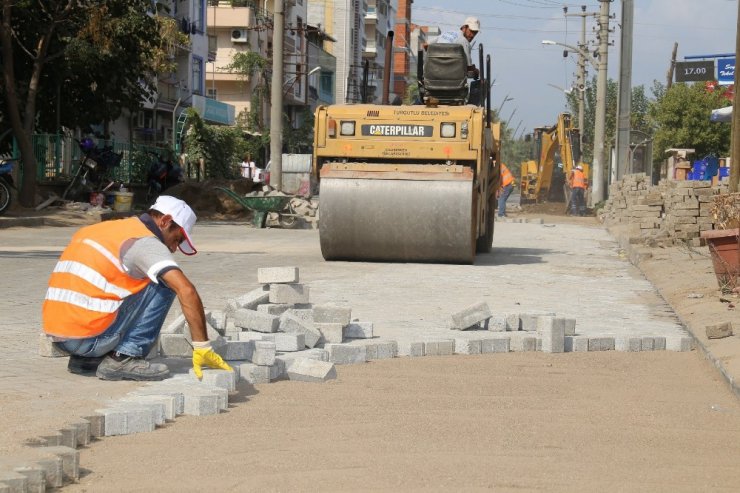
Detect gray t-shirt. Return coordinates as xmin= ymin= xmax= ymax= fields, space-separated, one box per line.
xmin=121 ymin=236 xmax=179 ymax=283
xmin=435 ymin=30 xmax=472 ymax=65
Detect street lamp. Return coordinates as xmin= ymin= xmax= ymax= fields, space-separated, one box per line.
xmin=497 ymin=95 xmax=514 ymax=115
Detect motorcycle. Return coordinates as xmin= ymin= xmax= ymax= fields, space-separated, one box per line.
xmin=62 ymin=138 xmax=123 ymax=202
xmin=0 ymin=156 xmax=16 ymax=215
xmin=145 ymin=151 xmax=183 ymax=202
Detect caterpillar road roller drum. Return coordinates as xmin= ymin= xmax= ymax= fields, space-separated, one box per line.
xmin=318 ymin=165 xmax=476 ymax=263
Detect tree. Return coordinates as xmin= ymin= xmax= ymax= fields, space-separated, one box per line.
xmin=0 ymin=0 xmax=161 ymax=206
xmin=648 ymin=82 xmax=731 ymax=165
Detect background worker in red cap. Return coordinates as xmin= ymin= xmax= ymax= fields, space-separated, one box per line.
xmin=42 ymin=195 xmax=232 ymax=381
xmin=432 ymin=16 xmax=481 ymax=78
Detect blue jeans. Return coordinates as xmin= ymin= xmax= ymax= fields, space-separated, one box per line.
xmin=498 ymin=184 xmax=513 ymax=217
xmin=571 ymin=187 xmax=586 ymax=216
xmin=57 ymin=281 xmax=175 ymax=358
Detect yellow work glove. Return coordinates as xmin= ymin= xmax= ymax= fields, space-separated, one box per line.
xmin=191 ymin=341 xmax=233 ymax=380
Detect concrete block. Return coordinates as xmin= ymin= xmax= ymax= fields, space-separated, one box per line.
xmin=510 ymin=335 xmax=537 ymax=352
xmin=653 ymin=336 xmax=666 ymax=350
xmin=225 ymin=287 xmax=270 ymax=316
xmin=162 ymin=313 xmax=186 ymax=334
xmin=563 ymin=318 xmax=577 ymax=336
xmin=316 ymin=323 xmax=344 ymax=344
xmin=615 ymin=336 xmax=642 ymax=352
xmin=438 ymin=340 xmax=454 ymax=355
xmin=666 ymin=335 xmax=694 ymax=352
xmin=82 ymin=414 xmax=105 ymax=438
xmin=284 ymin=308 xmax=313 ymax=325
xmin=129 ymin=390 xmax=184 ymax=416
xmin=159 ymin=334 xmax=192 ymax=357
xmin=313 ymin=304 xmax=352 ymax=325
xmin=238 ymin=363 xmax=270 ymax=384
xmin=481 ymin=336 xmax=510 ymax=353
xmin=122 ymin=394 xmax=178 ymax=421
xmin=269 ymin=283 xmax=310 ymax=304
xmin=488 ymin=314 xmax=507 ymax=332
xmin=181 ymin=392 xmax=221 ymax=416
xmin=95 ymin=407 xmax=155 ymax=436
xmin=12 ymin=465 xmax=45 ymax=492
xmin=232 ymin=309 xmax=279 ymax=333
xmin=588 ymin=337 xmax=615 ymax=351
xmin=257 ymin=266 xmax=299 ymax=284
xmin=274 ymin=332 xmax=305 ymax=352
xmin=112 ymin=401 xmax=166 ymax=427
xmin=66 ymin=419 xmax=91 ymax=447
xmin=287 ymin=358 xmax=337 ymax=382
xmin=270 ymin=360 xmax=285 ymax=381
xmin=187 ymin=369 xmax=237 ymax=392
xmin=237 ymin=332 xmax=265 ymax=343
xmin=397 ymin=341 xmax=425 ymax=357
xmin=538 ymin=316 xmax=565 ymax=353
xmin=568 ymin=335 xmax=590 ymax=352
xmin=344 ymin=322 xmax=374 ymax=339
xmin=706 ymin=322 xmax=733 ymax=339
xmin=38 ymin=334 xmax=69 ymax=357
xmin=215 ymin=340 xmax=254 ymax=361
xmin=205 ymin=310 xmax=228 ymax=331
xmin=521 ymin=312 xmax=555 ymax=331
xmin=253 ymin=341 xmax=276 ymax=366
xmin=449 ymin=302 xmax=492 ymax=330
xmin=326 ymin=344 xmax=367 ymax=364
xmin=37 ymin=445 xmax=79 ymax=483
xmin=279 ymin=312 xmax=321 ymax=348
xmin=362 ymin=341 xmax=398 ymax=360
xmin=257 ymin=303 xmax=292 ymax=316
xmin=505 ymin=313 xmax=521 ymax=331
xmin=454 ymin=338 xmax=482 ymax=354
xmin=0 ymin=471 xmax=26 ymax=492
xmin=57 ymin=426 xmax=77 ymax=449
xmin=641 ymin=337 xmax=655 ymax=351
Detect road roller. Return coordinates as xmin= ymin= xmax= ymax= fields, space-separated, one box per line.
xmin=312 ymin=39 xmax=501 ymax=264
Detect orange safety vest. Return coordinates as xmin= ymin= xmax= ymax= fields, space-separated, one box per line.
xmin=43 ymin=217 xmax=155 ymax=339
xmin=571 ymin=169 xmax=587 ymax=189
xmin=501 ymin=164 xmax=514 ymax=187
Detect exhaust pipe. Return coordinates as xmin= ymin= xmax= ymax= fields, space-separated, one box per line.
xmin=382 ymin=31 xmax=394 ymax=105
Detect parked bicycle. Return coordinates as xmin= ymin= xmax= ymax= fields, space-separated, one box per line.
xmin=0 ymin=155 xmax=16 ymax=215
xmin=62 ymin=138 xmax=123 ymax=202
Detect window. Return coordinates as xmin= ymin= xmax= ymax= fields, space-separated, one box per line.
xmin=207 ymin=88 xmax=217 ymax=99
xmin=320 ymin=71 xmax=333 ymax=96
xmin=192 ymin=0 xmax=205 ymax=33
xmin=192 ymin=56 xmax=203 ymax=95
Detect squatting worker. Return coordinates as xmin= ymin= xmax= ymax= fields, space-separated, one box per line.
xmin=497 ymin=162 xmax=515 ymax=218
xmin=433 ymin=16 xmax=481 ymax=78
xmin=42 ymin=195 xmax=233 ymax=381
xmin=569 ymin=165 xmax=588 ymax=216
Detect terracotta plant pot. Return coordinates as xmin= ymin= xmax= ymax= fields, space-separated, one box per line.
xmin=701 ymin=228 xmax=740 ymax=293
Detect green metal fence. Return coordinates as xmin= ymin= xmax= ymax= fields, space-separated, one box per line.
xmin=32 ymin=134 xmax=168 ymax=184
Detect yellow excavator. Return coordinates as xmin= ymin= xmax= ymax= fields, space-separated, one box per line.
xmin=312 ymin=35 xmax=501 ymax=264
xmin=519 ymin=112 xmax=589 ymax=207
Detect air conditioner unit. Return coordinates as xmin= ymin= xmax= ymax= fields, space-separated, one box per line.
xmin=231 ymin=29 xmax=248 ymax=43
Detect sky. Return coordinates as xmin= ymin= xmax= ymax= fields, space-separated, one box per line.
xmin=410 ymin=0 xmax=738 ymax=138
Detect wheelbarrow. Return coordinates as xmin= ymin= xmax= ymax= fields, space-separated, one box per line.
xmin=215 ymin=187 xmax=300 ymax=228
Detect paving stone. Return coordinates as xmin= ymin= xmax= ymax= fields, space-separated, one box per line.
xmin=257 ymin=303 xmax=293 ymax=316
xmin=653 ymin=336 xmax=666 ymax=350
xmin=112 ymin=401 xmax=166 ymax=427
xmin=225 ymin=287 xmax=270 ymax=316
xmin=205 ymin=310 xmax=228 ymax=331
xmin=67 ymin=419 xmax=91 ymax=447
xmin=566 ymin=336 xmax=589 ymax=352
xmin=40 ymin=446 xmax=79 ymax=483
xmin=706 ymin=322 xmax=733 ymax=339
xmin=438 ymin=340 xmax=455 ymax=355
xmin=287 ymin=358 xmax=337 ymax=382
xmin=588 ymin=337 xmax=615 ymax=351
xmin=0 ymin=471 xmax=26 ymax=492
xmin=313 ymin=304 xmax=352 ymax=325
xmin=510 ymin=335 xmax=537 ymax=352
xmin=253 ymin=341 xmax=276 ymax=366
xmin=82 ymin=414 xmax=105 ymax=438
xmin=326 ymin=344 xmax=367 ymax=364
xmin=238 ymin=363 xmax=270 ymax=384
xmin=454 ymin=338 xmax=482 ymax=354
xmin=95 ymin=407 xmax=154 ymax=436
xmin=38 ymin=333 xmax=68 ymax=357
xmin=279 ymin=312 xmax=321 ymax=348
xmin=522 ymin=312 xmax=556 ymax=331
xmin=316 ymin=323 xmax=344 ymax=344
xmin=215 ymin=340 xmax=254 ymax=361
xmin=397 ymin=341 xmax=425 ymax=357
xmin=159 ymin=334 xmax=192 ymax=357
xmin=563 ymin=318 xmax=577 ymax=336
xmin=183 ymin=323 xmax=227 ymax=350
xmin=641 ymin=337 xmax=655 ymax=351
xmin=273 ymin=332 xmax=305 ymax=352
xmin=666 ymin=335 xmax=694 ymax=352
xmin=121 ymin=394 xmax=178 ymax=421
xmin=449 ymin=302 xmax=492 ymax=330
xmin=58 ymin=426 xmax=77 ymax=449
xmin=269 ymin=283 xmax=310 ymax=304
xmin=362 ymin=341 xmax=398 ymax=360
xmin=615 ymin=336 xmax=642 ymax=352
xmin=232 ymin=309 xmax=279 ymax=333
xmin=162 ymin=313 xmax=186 ymax=334
xmin=538 ymin=316 xmax=565 ymax=353
xmin=130 ymin=389 xmax=185 ymax=416
xmin=187 ymin=368 xmax=237 ymax=392
xmin=481 ymin=336 xmax=510 ymax=353
xmin=237 ymin=332 xmax=265 ymax=342
xmin=505 ymin=313 xmax=521 ymax=331
xmin=488 ymin=314 xmax=507 ymax=332
xmin=344 ymin=322 xmax=374 ymax=339
xmin=257 ymin=266 xmax=299 ymax=284
xmin=12 ymin=465 xmax=45 ymax=492
xmin=270 ymin=360 xmax=285 ymax=381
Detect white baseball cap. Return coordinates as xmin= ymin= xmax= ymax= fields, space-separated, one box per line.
xmin=576 ymin=165 xmax=584 ymax=171
xmin=464 ymin=16 xmax=480 ymax=32
xmin=151 ymin=195 xmax=197 ymax=255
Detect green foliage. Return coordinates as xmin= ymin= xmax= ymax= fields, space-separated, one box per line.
xmin=283 ymin=108 xmax=315 ymax=154
xmin=648 ymin=82 xmax=731 ymax=162
xmin=182 ymin=108 xmax=251 ymax=179
xmin=225 ymin=52 xmax=268 ymax=79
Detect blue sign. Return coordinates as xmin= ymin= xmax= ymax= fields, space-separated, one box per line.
xmin=718 ymin=58 xmax=735 ymax=85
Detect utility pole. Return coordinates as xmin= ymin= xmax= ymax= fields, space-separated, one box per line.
xmin=666 ymin=42 xmax=678 ymax=90
xmin=565 ymin=5 xmax=590 ymax=151
xmin=269 ymin=0 xmax=285 ymax=191
xmin=615 ymin=0 xmax=634 ymax=180
xmin=731 ymin=1 xmax=740 ymax=193
xmin=591 ymin=0 xmax=611 ymax=204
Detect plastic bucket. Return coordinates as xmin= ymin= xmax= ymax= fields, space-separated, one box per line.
xmin=111 ymin=191 xmax=134 ymax=212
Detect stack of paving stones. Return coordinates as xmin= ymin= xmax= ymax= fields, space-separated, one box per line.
xmin=602 ymin=173 xmax=727 ymax=247
xmin=24 ymin=270 xmax=694 ymax=491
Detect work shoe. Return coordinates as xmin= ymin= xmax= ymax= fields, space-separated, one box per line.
xmin=67 ymin=355 xmax=105 ymax=376
xmin=96 ymin=353 xmax=169 ymax=381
